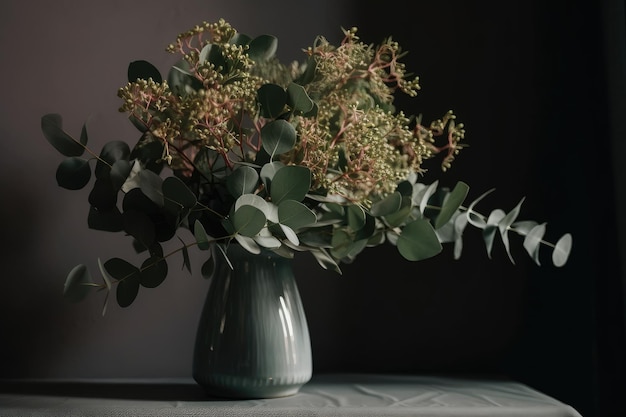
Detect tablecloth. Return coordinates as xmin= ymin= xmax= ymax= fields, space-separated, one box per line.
xmin=0 ymin=373 xmax=583 ymax=417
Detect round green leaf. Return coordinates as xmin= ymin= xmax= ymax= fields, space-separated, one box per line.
xmin=56 ymin=157 xmax=91 ymax=190
xmin=278 ymin=200 xmax=317 ymax=230
xmin=167 ymin=59 xmax=202 ymax=96
xmin=346 ymin=204 xmax=366 ymax=231
xmin=370 ymin=192 xmax=402 ymax=217
xmin=258 ymin=84 xmax=287 ymax=118
xmin=234 ymin=234 xmax=262 ymax=254
xmin=260 ymin=119 xmax=297 ymax=158
xmin=88 ymin=178 xmax=117 ymax=210
xmin=270 ymin=165 xmax=311 ymax=204
xmin=383 ymin=196 xmax=412 ymax=227
xmin=140 ymin=256 xmax=168 ymax=288
xmin=397 ymin=219 xmax=443 ymax=261
xmin=128 ymin=60 xmax=162 ymax=83
xmin=235 ymin=193 xmax=270 ymax=218
xmin=226 ymin=165 xmax=259 ymax=198
xmin=287 ymin=82 xmax=315 ymax=114
xmin=116 ymin=274 xmax=140 ymax=308
xmin=230 ymin=33 xmax=252 ymax=46
xmin=104 ymin=258 xmax=140 ymax=280
xmin=330 ymin=229 xmax=354 ymax=259
xmin=110 ymin=159 xmax=132 ymax=191
xmin=138 ymin=169 xmax=164 ymax=206
xmin=95 ymin=140 xmax=130 ymax=179
xmin=232 ymin=205 xmax=266 ymax=237
xmin=248 ymin=34 xmax=278 ymax=62
xmin=163 ymin=176 xmax=197 ymax=215
xmin=199 ymin=43 xmax=226 ymax=70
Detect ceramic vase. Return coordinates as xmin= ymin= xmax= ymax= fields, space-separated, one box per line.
xmin=192 ymin=245 xmax=312 ymax=398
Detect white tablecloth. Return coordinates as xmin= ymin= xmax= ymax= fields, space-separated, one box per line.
xmin=0 ymin=373 xmax=583 ymax=417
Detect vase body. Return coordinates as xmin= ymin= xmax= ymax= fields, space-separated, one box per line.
xmin=192 ymin=245 xmax=312 ymax=399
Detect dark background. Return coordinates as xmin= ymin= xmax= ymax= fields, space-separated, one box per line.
xmin=2 ymin=1 xmax=625 ymax=417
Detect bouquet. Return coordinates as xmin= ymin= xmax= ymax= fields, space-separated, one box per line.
xmin=42 ymin=19 xmax=572 ymax=313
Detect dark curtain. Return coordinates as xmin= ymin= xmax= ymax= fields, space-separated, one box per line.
xmin=347 ymin=1 xmax=626 ymax=416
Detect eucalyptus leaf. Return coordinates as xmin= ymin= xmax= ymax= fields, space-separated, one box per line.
xmin=310 ymin=248 xmax=342 ymax=274
xmin=56 ymin=157 xmax=91 ymax=190
xmin=116 ymin=273 xmax=140 ymax=308
xmin=89 ymin=178 xmax=118 ymax=210
xmin=236 ymin=193 xmax=270 ymax=217
xmin=254 ymin=229 xmax=282 ymax=248
xmin=330 ymin=229 xmax=353 ymax=259
xmin=194 ymin=220 xmax=211 ymax=250
xmin=138 ymin=169 xmax=164 ymax=206
xmin=278 ymin=200 xmax=317 ymax=230
xmin=261 ymin=119 xmax=297 ymax=158
xmin=230 ymin=33 xmax=252 ymax=46
xmin=128 ymin=60 xmax=162 ymax=83
xmin=497 ymin=197 xmax=526 ymax=264
xmin=466 ymin=188 xmax=496 ymax=228
xmin=226 ymin=166 xmax=259 ymax=198
xmin=167 ymin=59 xmax=202 ymax=96
xmin=434 ymin=181 xmax=469 ymax=229
xmin=88 ymin=206 xmax=123 ymax=232
xmin=163 ymin=176 xmax=197 ymax=215
xmin=234 ymin=234 xmax=262 ymax=254
xmin=453 ymin=213 xmax=469 ymax=260
xmin=248 ymin=34 xmax=278 ymax=62
xmin=370 ymin=192 xmax=402 ymax=217
xmin=260 ymin=161 xmax=284 ymax=190
xmin=553 ymin=233 xmax=573 ymax=267
xmin=346 ymin=204 xmax=366 ymax=231
xmin=41 ymin=113 xmax=85 ymax=157
xmin=523 ymin=223 xmax=547 ymax=265
xmin=232 ymin=205 xmax=266 ymax=237
xmin=279 ymin=223 xmax=299 ymax=246
xmin=95 ymin=141 xmax=130 ymax=179
xmin=419 ymin=180 xmax=439 ymax=214
xmin=270 ymin=165 xmax=311 ymax=204
xmin=511 ymin=220 xmax=539 ymax=236
xmin=287 ymin=82 xmax=315 ymax=114
xmin=178 ymin=237 xmax=191 ymax=273
xmin=110 ymin=160 xmax=132 ymax=191
xmin=140 ymin=255 xmax=168 ymax=288
xmin=258 ymin=83 xmax=287 ymax=118
xmin=97 ymin=258 xmax=112 ymax=291
xmin=397 ymin=219 xmax=442 ymax=261
xmin=383 ymin=196 xmax=412 ymax=227
xmin=63 ymin=264 xmax=92 ymax=303
xmin=483 ymin=209 xmax=505 ymax=259
xmin=104 ymin=258 xmax=140 ymax=281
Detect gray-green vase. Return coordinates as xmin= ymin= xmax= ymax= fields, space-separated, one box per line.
xmin=192 ymin=245 xmax=312 ymax=399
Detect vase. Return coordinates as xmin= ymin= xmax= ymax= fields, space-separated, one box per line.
xmin=192 ymin=244 xmax=312 ymax=399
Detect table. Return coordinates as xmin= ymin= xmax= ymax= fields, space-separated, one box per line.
xmin=0 ymin=373 xmax=583 ymax=416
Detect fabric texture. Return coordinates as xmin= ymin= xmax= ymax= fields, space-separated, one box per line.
xmin=0 ymin=374 xmax=582 ymax=417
